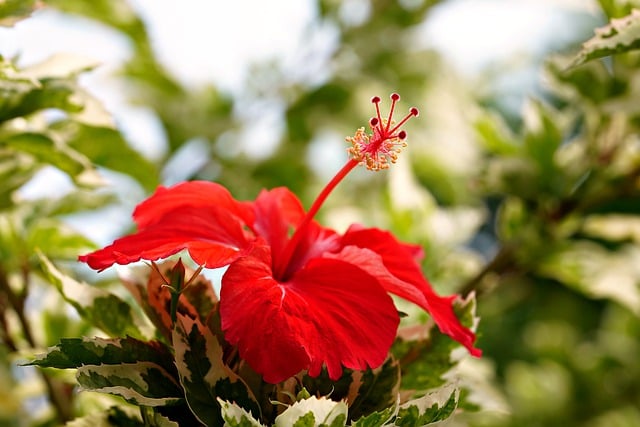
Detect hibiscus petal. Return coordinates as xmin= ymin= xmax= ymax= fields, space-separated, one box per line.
xmin=133 ymin=181 xmax=254 ymax=229
xmin=252 ymin=187 xmax=306 ymax=260
xmin=220 ymin=244 xmax=399 ymax=384
xmin=339 ymin=227 xmax=482 ymax=357
xmin=79 ymin=207 xmax=253 ymax=271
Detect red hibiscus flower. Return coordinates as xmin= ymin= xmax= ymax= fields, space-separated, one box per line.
xmin=80 ymin=94 xmax=481 ymax=384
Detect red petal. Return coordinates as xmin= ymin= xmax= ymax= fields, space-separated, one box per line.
xmin=339 ymin=226 xmax=482 ymax=357
xmin=133 ymin=181 xmax=254 ymax=229
xmin=220 ymin=244 xmax=399 ymax=384
xmin=251 ymin=188 xmax=340 ymax=280
xmin=252 ymin=187 xmax=306 ymax=261
xmin=79 ymin=204 xmax=253 ymax=271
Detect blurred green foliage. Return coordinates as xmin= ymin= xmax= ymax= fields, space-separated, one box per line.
xmin=1 ymin=0 xmax=640 ymax=425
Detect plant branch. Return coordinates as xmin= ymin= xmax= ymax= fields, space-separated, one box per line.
xmin=460 ymin=245 xmax=516 ymax=298
xmin=0 ymin=263 xmax=73 ymax=423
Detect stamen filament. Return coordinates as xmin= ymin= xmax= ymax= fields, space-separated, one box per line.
xmin=385 ymin=93 xmax=400 ymax=133
xmin=274 ymin=159 xmax=359 ymax=280
xmin=388 ymin=107 xmax=419 ymax=135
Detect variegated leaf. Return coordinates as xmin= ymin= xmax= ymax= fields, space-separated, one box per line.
xmin=350 ymin=402 xmax=398 ymax=427
xmin=76 ymin=361 xmax=183 ymax=407
xmin=219 ymin=399 xmax=265 ymax=427
xmin=571 ymin=9 xmax=640 ymax=67
xmin=347 ymin=358 xmax=401 ymax=422
xmin=274 ymin=396 xmax=348 ymax=427
xmin=29 ymin=337 xmax=176 ymax=376
xmin=395 ymin=385 xmax=459 ymax=426
xmin=172 ymin=314 xmax=259 ymax=426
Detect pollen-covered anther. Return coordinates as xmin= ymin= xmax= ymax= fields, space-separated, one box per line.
xmin=346 ymin=93 xmax=419 ymax=171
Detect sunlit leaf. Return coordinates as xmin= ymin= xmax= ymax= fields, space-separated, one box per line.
xmin=537 ymin=241 xmax=640 ymax=315
xmin=0 ymin=0 xmax=39 ymax=27
xmin=571 ymin=9 xmax=640 ymax=67
xmin=55 ymin=121 xmax=159 ymax=191
xmin=27 ymin=218 xmax=95 ymax=260
xmin=0 ymin=150 xmax=37 ymax=208
xmin=2 ymin=132 xmax=103 ymax=187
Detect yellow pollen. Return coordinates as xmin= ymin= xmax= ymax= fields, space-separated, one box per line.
xmin=346 ymin=121 xmax=408 ymax=172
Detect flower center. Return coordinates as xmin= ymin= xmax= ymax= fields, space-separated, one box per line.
xmin=273 ymin=93 xmax=419 ymax=281
xmin=347 ymin=93 xmax=419 ymax=171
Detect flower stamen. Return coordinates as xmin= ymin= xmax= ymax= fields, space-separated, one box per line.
xmin=347 ymin=93 xmax=419 ymax=171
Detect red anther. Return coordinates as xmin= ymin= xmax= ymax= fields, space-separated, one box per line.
xmin=398 ymin=130 xmax=407 ymax=139
xmin=371 ymin=96 xmax=381 ymax=103
xmin=410 ymin=107 xmax=419 ymax=116
xmin=390 ymin=93 xmax=400 ymax=101
xmin=370 ymin=117 xmax=379 ymax=127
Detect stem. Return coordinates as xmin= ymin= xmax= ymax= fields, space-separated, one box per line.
xmin=274 ymin=159 xmax=358 ymax=280
xmin=460 ymin=246 xmax=516 ymax=298
xmin=0 ymin=263 xmax=73 ymax=423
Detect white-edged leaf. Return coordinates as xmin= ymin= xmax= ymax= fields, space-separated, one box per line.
xmin=29 ymin=337 xmax=175 ymax=373
xmin=571 ymin=9 xmax=640 ymax=67
xmin=274 ymin=396 xmax=348 ymax=427
xmin=172 ymin=314 xmax=260 ymax=427
xmin=218 ymin=399 xmax=266 ymax=427
xmin=537 ymin=241 xmax=640 ymax=315
xmin=395 ymin=384 xmax=459 ymax=425
xmin=76 ymin=362 xmax=183 ymax=407
xmin=350 ymin=397 xmax=399 ymax=427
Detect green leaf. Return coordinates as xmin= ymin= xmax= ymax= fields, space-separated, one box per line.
xmin=38 ymin=254 xmax=145 ymax=338
xmin=522 ymin=100 xmax=564 ymax=190
xmin=27 ymin=218 xmax=95 ymax=260
xmin=0 ymin=71 xmax=83 ymax=123
xmin=474 ymin=112 xmax=519 ymax=155
xmin=31 ymin=189 xmax=116 ymax=217
xmin=172 ymin=314 xmax=260 ymax=426
xmin=57 ymin=121 xmax=159 ymax=191
xmin=29 ymin=337 xmax=176 ymax=374
xmin=395 ymin=387 xmax=459 ymax=426
xmin=2 ymin=132 xmax=103 ymax=187
xmin=76 ymin=361 xmax=183 ymax=406
xmin=46 ymin=0 xmax=145 ymax=38
xmin=0 ymin=149 xmax=37 ymax=209
xmin=571 ymin=9 xmax=640 ymax=67
xmin=0 ymin=0 xmax=38 ymax=27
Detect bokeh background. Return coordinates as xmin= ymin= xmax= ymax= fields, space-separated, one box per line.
xmin=1 ymin=0 xmax=640 ymax=425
